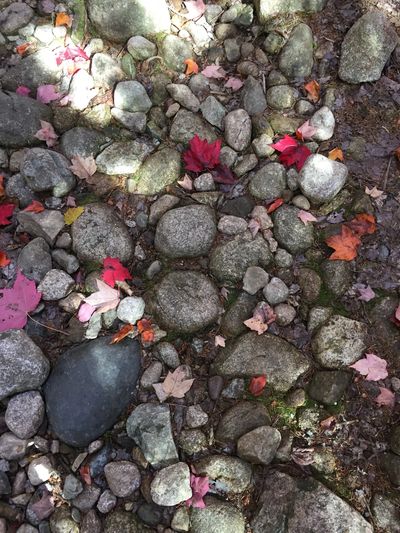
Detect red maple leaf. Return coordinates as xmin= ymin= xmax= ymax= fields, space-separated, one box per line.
xmin=279 ymin=145 xmax=312 ymax=171
xmin=266 ymin=198 xmax=284 ymax=214
xmin=249 ymin=375 xmax=267 ymax=396
xmin=101 ymin=257 xmax=132 ymax=288
xmin=0 ymin=271 xmax=42 ymax=331
xmin=270 ymin=135 xmax=298 ymax=152
xmin=346 ymin=213 xmax=376 ymax=236
xmin=0 ymin=204 xmax=15 ymax=226
xmin=24 ymin=200 xmax=45 ymax=213
xmin=211 ymin=164 xmax=236 ymax=184
xmin=183 ymin=135 xmax=221 ymax=172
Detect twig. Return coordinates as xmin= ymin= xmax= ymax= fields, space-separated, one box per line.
xmin=381 ymin=155 xmax=393 ymax=191
xmin=27 ymin=313 xmax=70 ymax=336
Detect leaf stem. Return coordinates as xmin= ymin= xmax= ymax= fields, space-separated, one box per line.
xmin=27 ymin=313 xmax=70 ymax=336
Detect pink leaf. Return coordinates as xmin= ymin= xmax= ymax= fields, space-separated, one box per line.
xmin=0 ymin=271 xmax=42 ymax=331
xmin=350 ymin=353 xmax=388 ymax=381
xmin=201 ymin=65 xmax=227 ymax=79
xmin=78 ymin=302 xmax=96 ymax=323
xmin=184 ymin=0 xmax=206 ymax=19
xmin=35 ymin=120 xmax=58 ymax=147
xmin=215 ymin=335 xmax=226 ymax=347
xmin=375 ymin=387 xmax=395 ymax=407
xmin=83 ymin=280 xmax=120 ymax=315
xmin=186 ymin=474 xmax=209 ymax=509
xmin=395 ymin=304 xmax=400 ymax=322
xmin=66 ymin=196 xmax=76 ymax=207
xmin=297 ymin=210 xmax=317 ymax=225
xmin=177 ymin=174 xmax=193 ymax=191
xmin=270 ymin=135 xmax=298 ymax=152
xmin=224 ymin=77 xmax=244 ymax=91
xmin=248 ymin=219 xmax=260 ymax=238
xmin=243 ymin=317 xmax=268 ymax=335
xmin=16 ymin=85 xmax=31 ymax=96
xmin=296 ymin=120 xmax=317 ymax=140
xmin=357 ymin=284 xmax=376 ymax=302
xmin=36 ymin=84 xmax=62 ymax=104
xmin=55 ymin=44 xmax=89 ymax=66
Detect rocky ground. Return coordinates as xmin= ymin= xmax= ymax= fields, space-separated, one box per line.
xmin=0 ymin=0 xmax=399 ymax=531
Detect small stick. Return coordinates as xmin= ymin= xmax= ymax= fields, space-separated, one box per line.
xmin=381 ymin=155 xmax=393 ymax=191
xmin=27 ymin=313 xmax=70 ymax=336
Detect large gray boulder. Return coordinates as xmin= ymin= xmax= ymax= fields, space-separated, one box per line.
xmin=1 ymin=49 xmax=60 ymax=91
xmin=254 ymin=0 xmax=326 ymax=22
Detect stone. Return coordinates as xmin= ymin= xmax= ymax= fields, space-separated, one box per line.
xmin=126 ymin=404 xmax=178 ymax=468
xmin=275 ymin=249 xmax=293 ymax=268
xmin=72 ymin=203 xmax=134 ymax=262
xmin=194 ymin=173 xmax=215 ymax=192
xmin=97 ymin=490 xmax=116 ymax=513
xmin=114 ymin=81 xmax=152 ymax=113
xmin=266 ymin=85 xmax=297 ymax=109
xmin=295 ymin=99 xmax=315 ymax=114
xmin=0 ymin=472 xmax=10 ymax=496
xmin=111 ymin=109 xmax=146 ymax=132
xmin=82 ymin=510 xmax=102 ymax=533
xmin=252 ymin=134 xmax=275 ymax=158
xmin=390 ymin=426 xmax=400 ymax=455
xmin=243 ymin=266 xmax=269 ymax=294
xmin=371 ymin=493 xmax=400 ymax=532
xmin=5 ymin=173 xmax=36 ymax=208
xmin=44 ymin=337 xmax=141 ymax=447
xmin=279 ymin=23 xmax=314 ymax=78
xmin=17 ymin=237 xmax=52 ymax=283
xmin=191 ymin=496 xmax=245 ymax=533
xmin=321 ymin=260 xmax=352 ymax=297
xmin=201 ymin=96 xmax=227 ymax=129
xmin=308 ymin=306 xmax=333 ymax=334
xmin=292 ymin=195 xmax=310 ymax=210
xmin=212 ymin=332 xmax=310 ymax=392
xmin=103 ymin=510 xmax=144 ymax=532
xmin=273 ymin=205 xmax=314 ymax=253
xmin=170 ymin=109 xmax=217 ymax=144
xmin=0 ymin=433 xmax=28 ymax=460
xmin=154 ymin=342 xmax=180 ymax=368
xmin=150 ymin=463 xmax=191 ymax=506
xmin=172 ymin=506 xmax=190 ymax=532
xmin=241 ymin=76 xmax=267 ymax=116
xmin=59 ymin=127 xmax=106 ymax=160
xmin=249 ymin=162 xmax=286 ymax=201
xmin=210 ymin=234 xmax=272 ymax=284
xmin=234 ymin=154 xmax=258 ymax=177
xmin=20 ymin=148 xmax=76 ymax=198
xmin=155 ymin=205 xmax=216 ymax=258
xmin=308 ymin=370 xmax=352 ymax=405
xmin=0 ymin=2 xmax=33 ymax=34
xmin=216 ymin=401 xmax=271 ymax=444
xmin=117 ymin=297 xmax=145 ymax=324
xmin=140 ymin=361 xmax=162 ymax=389
xmin=0 ymin=330 xmax=49 ymax=400
xmin=252 ymin=471 xmax=373 ymax=533
xmin=91 ymin=53 xmax=125 ymax=89
xmin=178 ymin=429 xmax=207 ymax=454
xmin=254 ymin=0 xmax=326 ymax=22
xmin=104 ymin=461 xmax=141 ymax=497
xmin=160 ymin=35 xmax=192 ymax=72
xmin=147 ymin=271 xmax=222 ymax=334
xmin=274 ymin=303 xmax=296 ymax=326
xmin=194 ymin=455 xmax=252 ymax=494
xmin=297 ymin=267 xmax=322 ymax=303
xmin=312 ymin=315 xmax=368 ymax=368
xmin=132 ymin=146 xmax=181 ymax=195
xmin=339 ymin=12 xmax=398 ymax=84
xmin=167 ymin=84 xmax=200 ymax=112
xmin=224 ymin=109 xmax=252 ymax=151
xmin=1 ymin=50 xmax=60 ymax=92
xmin=51 ymin=250 xmax=79 ymax=275
xmin=218 ymin=215 xmax=247 ymax=235
xmin=72 ymin=485 xmax=101 ymax=512
xmin=263 ymin=32 xmax=285 ymax=54
xmin=16 ymin=210 xmax=64 ymax=246
xmin=96 ymin=140 xmax=153 ymax=175
xmin=263 ymin=277 xmax=289 ymax=305
xmin=5 ymin=391 xmax=44 ymax=439
xmin=127 ymin=35 xmax=157 ymax=60
xmin=224 ymin=38 xmax=241 ymax=62
xmin=38 ymin=269 xmax=74 ymax=301
xmin=69 ymin=70 xmax=97 ymax=111
xmin=186 ymin=405 xmax=208 ymax=428
xmin=309 ymin=106 xmax=335 ymax=141
xmin=27 ymin=456 xmax=53 ymax=486
xmin=87 ymin=0 xmax=170 ymax=42
xmin=62 ymin=475 xmax=83 ymax=500
xmin=189 ymin=73 xmax=210 ymax=99
xmin=237 ymin=426 xmax=281 ymax=465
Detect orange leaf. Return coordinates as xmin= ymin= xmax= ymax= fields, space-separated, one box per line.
xmin=304 ymin=80 xmax=320 ymax=102
xmin=326 ymin=225 xmax=361 ymax=261
xmin=23 ymin=201 xmax=45 ymax=213
xmin=0 ymin=251 xmax=10 ymax=268
xmin=347 ymin=213 xmax=376 ymax=236
xmin=16 ymin=42 xmax=32 ymax=56
xmin=184 ymin=58 xmax=199 ymax=76
xmin=137 ymin=318 xmax=155 ymax=343
xmin=110 ymin=323 xmax=134 ymax=344
xmin=79 ymin=465 xmax=91 ymax=485
xmin=55 ymin=12 xmax=72 ymax=27
xmin=328 ymin=147 xmax=344 ymax=161
xmin=266 ymin=198 xmax=284 ymax=214
xmin=249 ymin=375 xmax=267 ymax=396
xmin=0 ymin=176 xmax=4 ymax=198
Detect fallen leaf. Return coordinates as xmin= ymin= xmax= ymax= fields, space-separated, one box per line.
xmin=137 ymin=318 xmax=155 ymax=343
xmin=78 ymin=302 xmax=96 ymax=322
xmin=211 ymin=164 xmax=236 ymax=185
xmin=270 ymin=135 xmax=298 ymax=152
xmin=0 ymin=251 xmax=10 ymax=268
xmin=35 ymin=120 xmax=58 ymax=147
xmin=215 ymin=335 xmax=225 ymax=347
xmin=110 ymin=324 xmax=134 ymax=344
xmin=153 ymin=366 xmax=194 ymax=402
xmin=266 ymin=198 xmax=284 ymax=214
xmin=248 ymin=218 xmax=260 ymax=237
xmin=184 ymin=58 xmax=199 ymax=75
xmin=375 ymin=387 xmax=395 ymax=407
xmin=29 ymin=490 xmax=54 ymax=521
xmin=0 ymin=176 xmax=4 ymax=198
xmin=183 ymin=135 xmax=221 ymax=172
xmin=326 ymin=225 xmax=361 ymax=261
xmin=357 ymin=284 xmax=376 ymax=302
xmin=244 ymin=302 xmax=276 ymax=334
xmin=328 ymin=147 xmax=344 ymax=161
xmin=243 ymin=317 xmax=268 ymax=335
xmin=55 ymin=44 xmax=89 ymax=66
xmin=177 ymin=174 xmax=193 ymax=191
xmin=0 ymin=204 xmax=15 ymax=226
xmin=66 ymin=196 xmax=76 ymax=207
xmin=186 ymin=474 xmax=209 ymax=509
xmin=82 ymin=279 xmax=120 ymax=315
xmin=396 ymin=304 xmax=400 ymax=322
xmin=395 ymin=146 xmax=400 ymax=161
xmin=224 ymin=77 xmax=244 ymax=91
xmin=291 ymin=447 xmax=315 ymax=466
xmin=184 ymin=0 xmax=206 ymax=19
xmin=320 ymin=416 xmax=336 ymax=429
xmin=69 ymin=155 xmax=97 ymax=180
xmin=297 ymin=210 xmax=317 ymax=225
xmin=350 ymin=353 xmax=388 ymax=381
xmin=55 ymin=12 xmax=72 ymax=27
xmin=304 ymin=80 xmax=320 ymax=102
xmin=365 ymin=186 xmax=385 ymax=199
xmin=24 ymin=200 xmax=44 ymax=213
xmin=249 ymin=375 xmax=267 ymax=396
xmin=0 ymin=271 xmax=42 ymax=332
xmin=201 ymin=64 xmax=227 ymax=79
xmin=79 ymin=465 xmax=92 ymax=485
xmin=296 ymin=120 xmax=317 ymax=141
xmin=220 ymin=287 xmax=229 ymax=300
xmin=346 ymin=213 xmax=376 ymax=236
xmin=16 ymin=42 xmax=32 ymax=55
xmin=16 ymin=85 xmax=31 ymax=96
xmin=36 ymin=84 xmax=62 ymax=104
xmin=279 ymin=144 xmax=312 ymax=171
xmin=64 ymin=206 xmax=84 ymax=225
xmin=101 ymin=257 xmax=132 ymax=288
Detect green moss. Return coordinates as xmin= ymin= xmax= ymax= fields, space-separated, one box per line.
xmin=82 ymin=260 xmax=102 ymax=274
xmin=258 ymin=393 xmax=298 ymax=430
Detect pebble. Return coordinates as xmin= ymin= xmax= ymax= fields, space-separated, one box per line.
xmin=241 ymin=76 xmax=267 ymax=116
xmin=0 ymin=433 xmax=28 ymax=460
xmin=274 ymin=303 xmax=297 ymax=326
xmin=127 ymin=35 xmax=157 ymax=60
xmin=263 ymin=277 xmax=289 ymax=305
xmin=266 ymin=85 xmax=297 ymax=110
xmin=179 ymin=429 xmax=207 ymax=454
xmin=114 ymin=81 xmax=152 ymax=113
xmin=17 ymin=238 xmax=52 ymax=284
xmin=195 ymin=455 xmax=252 ymax=494
xmin=218 ymin=215 xmax=247 ymax=235
xmin=140 ymin=362 xmax=163 ymax=389
xmin=200 ymin=96 xmax=227 ymax=129
xmin=278 ymin=23 xmax=314 ymax=78
xmin=104 ymin=461 xmax=141 ymax=497
xmin=5 ymin=391 xmax=44 ymax=439
xmin=249 ymin=162 xmax=287 ymax=201
xmin=27 ymin=456 xmax=53 ymax=486
xmin=37 ymin=269 xmax=75 ymax=301
xmin=186 ymin=405 xmax=209 ymax=428
xmin=155 ymin=342 xmax=180 ymax=369
xmin=224 ymin=109 xmax=252 ymax=151
xmin=167 ymin=84 xmax=200 ymax=112
xmin=243 ymin=266 xmax=269 ymax=294
xmin=117 ymin=296 xmax=145 ymax=324
xmin=62 ymin=474 xmax=83 ymax=500
xmin=237 ymin=426 xmax=281 ymax=465
xmin=194 ymin=173 xmax=215 ymax=192
xmin=97 ymin=489 xmax=116 ymax=514
xmin=309 ymin=106 xmax=335 ymax=141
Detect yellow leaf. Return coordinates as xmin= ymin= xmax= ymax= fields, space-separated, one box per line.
xmin=328 ymin=147 xmax=344 ymax=161
xmin=64 ymin=207 xmax=84 ymax=225
xmin=55 ymin=12 xmax=72 ymax=27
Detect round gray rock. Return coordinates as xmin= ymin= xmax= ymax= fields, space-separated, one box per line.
xmin=279 ymin=23 xmax=314 ymax=78
xmin=5 ymin=391 xmax=45 ymax=439
xmin=38 ymin=269 xmax=75 ymax=301
xmin=127 ymin=36 xmax=157 ymax=60
xmin=59 ymin=127 xmax=106 ymax=160
xmin=249 ymin=162 xmax=286 ymax=201
xmin=155 ymin=205 xmax=216 ymax=258
xmin=241 ymin=76 xmax=267 ymax=116
xmin=150 ymin=462 xmax=191 ymax=506
xmin=298 ymin=154 xmax=348 ymax=204
xmin=191 ymin=496 xmax=245 ymax=533
xmin=160 ymin=35 xmax=193 ymax=72
xmin=224 ymin=109 xmax=252 ymax=151
xmin=17 ymin=237 xmax=52 ymax=283
xmin=194 ymin=455 xmax=252 ymax=494
xmin=237 ymin=426 xmax=281 ymax=465
xmin=72 ymin=203 xmax=134 ymax=262
xmin=309 ymin=106 xmax=335 ymax=142
xmin=114 ymin=81 xmax=152 ymax=113
xmin=273 ymin=205 xmax=314 ymax=254
xmin=170 ymin=109 xmax=217 ymax=144
xmin=216 ymin=401 xmax=271 ymax=444
xmin=104 ymin=461 xmax=141 ymax=497
xmin=266 ymin=85 xmax=297 ymax=109
xmin=133 ymin=146 xmax=181 ymax=195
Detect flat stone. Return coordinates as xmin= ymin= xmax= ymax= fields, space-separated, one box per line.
xmin=186 ymin=405 xmax=209 ymax=428
xmin=1 ymin=49 xmax=60 ymax=91
xmin=51 ymin=250 xmax=80 ymax=275
xmin=220 ymin=292 xmax=256 ymax=337
xmin=38 ymin=269 xmax=75 ymax=301
xmin=16 ymin=210 xmax=64 ymax=246
xmin=241 ymin=76 xmax=267 ymax=116
xmin=179 ymin=428 xmax=207 ymax=454
xmin=278 ymin=23 xmax=314 ymax=78
xmin=243 ymin=266 xmax=269 ymax=294
xmin=96 ymin=140 xmax=153 ymax=175
xmin=5 ymin=391 xmax=45 ymax=439
xmin=150 ymin=463 xmax=191 ymax=506
xmin=212 ymin=332 xmax=310 ymax=392
xmin=308 ymin=370 xmax=352 ymax=405
xmin=154 ymin=342 xmax=180 ymax=368
xmin=104 ymin=461 xmax=141 ymax=497
xmin=17 ymin=237 xmax=52 ymax=283
xmin=321 ymin=259 xmax=352 ymax=297
xmin=191 ymin=496 xmax=245 ymax=533
xmin=133 ymin=146 xmax=181 ymax=195
xmin=5 ymin=173 xmax=36 ymax=208
xmin=0 ymin=330 xmax=49 ymax=401
xmin=91 ymin=53 xmax=125 ymax=89
xmin=44 ymin=337 xmax=141 ymax=447
xmin=216 ymin=401 xmax=271 ymax=443
xmin=237 ymin=426 xmax=281 ymax=465
xmin=254 ymin=0 xmax=326 ymax=22
xmin=160 ymin=35 xmax=193 ymax=72
xmin=0 ymin=432 xmax=28 ymax=460
xmin=111 ymin=109 xmax=146 ymax=133
xmin=167 ymin=84 xmax=200 ymax=112
xmin=249 ymin=162 xmax=286 ymax=201
xmin=170 ymin=109 xmax=217 ymax=144
xmin=201 ymin=96 xmax=227 ymax=129
xmin=218 ymin=215 xmax=247 ymax=235
xmin=59 ymin=127 xmax=106 ymax=160
xmin=194 ymin=455 xmax=252 ymax=494
xmin=114 ymin=81 xmax=152 ymax=113
xmin=273 ymin=205 xmax=314 ymax=253
xmin=266 ymin=85 xmax=297 ymax=109
xmin=224 ymin=109 xmax=252 ymax=151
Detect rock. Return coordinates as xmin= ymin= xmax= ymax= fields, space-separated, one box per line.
xmin=308 ymin=370 xmax=352 ymax=405
xmin=62 ymin=475 xmax=83 ymax=500
xmin=0 ymin=330 xmax=49 ymax=401
xmin=216 ymin=401 xmax=271 ymax=444
xmin=210 ymin=233 xmax=272 ymax=284
xmin=111 ymin=109 xmax=146 ymax=132
xmin=0 ymin=472 xmax=10 ymax=496
xmin=104 ymin=461 xmax=141 ymax=497
xmin=38 ymin=269 xmax=74 ymax=301
xmin=266 ymin=85 xmax=297 ymax=109
xmin=390 ymin=426 xmax=400 ymax=455
xmin=321 ymin=260 xmax=352 ymax=297
xmin=72 ymin=484 xmax=101 ymax=512
xmin=371 ymin=493 xmax=400 ymax=532
xmin=0 ymin=433 xmax=28 ymax=460
xmin=0 ymin=2 xmax=34 ymax=34
xmin=242 ymin=267 xmax=269 ymax=294
xmin=309 ymin=106 xmax=335 ymax=141
xmin=115 ymin=296 xmax=144 ymax=325
xmin=191 ymin=496 xmax=245 ymax=533
xmin=69 ymin=70 xmax=97 ymax=111
xmin=218 ymin=215 xmax=247 ymax=235
xmin=87 ymin=0 xmax=170 ymax=42
xmin=140 ymin=361 xmax=163 ymax=389
xmin=147 ymin=271 xmax=222 ymax=334
xmin=20 ymin=148 xmax=75 ymax=198
xmin=274 ymin=303 xmax=296 ymax=326
xmin=212 ymin=332 xmax=310 ymax=392
xmin=308 ymin=306 xmax=333 ymax=334
xmin=237 ymin=426 xmax=281 ymax=465
xmin=254 ymin=0 xmax=326 ymax=22
xmin=263 ymin=277 xmax=289 ymax=305
xmin=103 ymin=510 xmax=143 ymax=533
xmin=59 ymin=127 xmax=106 ymax=160
xmin=0 ymin=92 xmax=52 ymax=148
xmin=28 ymin=456 xmax=53 ymax=486
xmin=224 ymin=109 xmax=252 ymax=151
xmin=51 ymin=250 xmax=79 ymax=275
xmin=132 ymin=146 xmax=181 ymax=195
xmin=126 ymin=404 xmax=178 ymax=468
xmin=249 ymin=162 xmax=286 ymax=201
xmin=220 ymin=292 xmax=256 ymax=338
xmin=172 ymin=506 xmax=190 ymax=532
xmin=17 ymin=237 xmax=52 ymax=283
xmin=160 ymin=35 xmax=192 ymax=72
xmin=224 ymin=37 xmax=241 ymax=62
xmin=5 ymin=173 xmax=36 ymax=208
xmin=297 ymin=267 xmax=321 ymax=303
xmin=44 ymin=337 xmax=141 ymax=447
xmin=234 ymin=154 xmax=258 ymax=177
xmin=263 ymin=32 xmax=285 ymax=54
xmin=170 ymin=109 xmax=217 ymax=144
xmin=91 ymin=53 xmax=125 ymax=89
xmin=150 ymin=463 xmax=191 ymax=506
xmin=381 ymin=453 xmax=400 ymax=486
xmin=312 ymin=315 xmax=368 ymax=368
xmin=194 ymin=455 xmax=252 ymax=494
xmin=179 ymin=429 xmax=207 ymax=454
xmin=194 ymin=173 xmax=215 ymax=192
xmin=154 ymin=342 xmax=180 ymax=368
xmin=275 ymin=249 xmax=293 ymax=268
xmin=186 ymin=405 xmax=208 ymax=428
xmin=339 ymin=12 xmax=398 ymax=83
xmin=71 ymin=203 xmax=134 ymax=262
xmin=16 ymin=209 xmax=64 ymax=246
xmin=252 ymin=471 xmax=373 ymax=533
xmin=201 ymin=96 xmax=227 ymax=129
xmin=5 ymin=391 xmax=44 ymax=439
xmin=279 ymin=23 xmax=314 ymax=78
xmin=155 ymin=205 xmax=216 ymax=258
xmin=114 ymin=81 xmax=152 ymax=113
xmin=273 ymin=205 xmax=314 ymax=253
xmin=51 ymin=509 xmax=80 ymax=533
xmin=127 ymin=35 xmax=157 ymax=60
xmin=166 ymin=84 xmax=200 ymax=112
xmin=292 ymin=195 xmax=311 ymax=210
xmin=241 ymin=76 xmax=267 ymax=116
xmin=1 ymin=50 xmax=60 ymax=92
xmin=96 ymin=139 xmax=153 ymax=175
